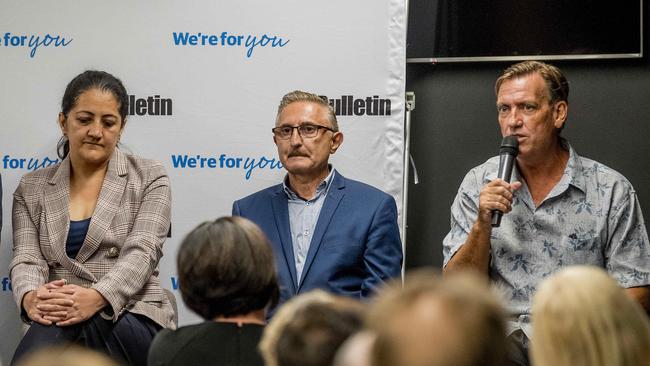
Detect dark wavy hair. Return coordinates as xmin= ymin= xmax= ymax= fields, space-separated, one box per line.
xmin=57 ymin=70 xmax=129 ymax=159
xmin=177 ymin=216 xmax=279 ymax=319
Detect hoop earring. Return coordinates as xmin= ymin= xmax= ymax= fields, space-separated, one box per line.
xmin=56 ymin=135 xmax=70 ymax=160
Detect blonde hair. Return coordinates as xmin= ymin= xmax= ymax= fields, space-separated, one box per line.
xmin=15 ymin=345 xmax=118 ymax=366
xmin=333 ymin=331 xmax=376 ymax=366
xmin=276 ymin=90 xmax=339 ymax=131
xmin=367 ymin=270 xmax=507 ymax=366
xmin=531 ymin=266 xmax=650 ymax=366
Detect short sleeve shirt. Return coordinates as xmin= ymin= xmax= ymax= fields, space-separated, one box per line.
xmin=442 ymin=140 xmax=650 ymax=338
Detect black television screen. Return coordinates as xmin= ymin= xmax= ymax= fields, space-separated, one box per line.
xmin=407 ymin=1 xmax=643 ymax=63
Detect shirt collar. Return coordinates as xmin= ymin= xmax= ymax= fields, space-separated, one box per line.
xmin=283 ymin=165 xmax=336 ymax=201
xmin=483 ymin=138 xmax=585 ymax=193
xmin=559 ymin=138 xmax=586 ymax=193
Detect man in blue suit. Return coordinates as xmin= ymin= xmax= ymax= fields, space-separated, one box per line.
xmin=233 ymin=90 xmax=402 ymax=311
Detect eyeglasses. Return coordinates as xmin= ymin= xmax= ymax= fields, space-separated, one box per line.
xmin=272 ymin=123 xmax=336 ymax=140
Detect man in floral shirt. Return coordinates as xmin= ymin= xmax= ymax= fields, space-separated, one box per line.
xmin=443 ymin=61 xmax=650 ymax=366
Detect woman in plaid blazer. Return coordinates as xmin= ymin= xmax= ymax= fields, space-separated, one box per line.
xmin=10 ymin=71 xmax=175 ymax=366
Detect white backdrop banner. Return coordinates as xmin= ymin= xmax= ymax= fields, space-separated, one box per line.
xmin=0 ymin=1 xmax=405 ymax=362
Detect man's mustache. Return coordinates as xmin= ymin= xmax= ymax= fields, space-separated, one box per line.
xmin=288 ymin=151 xmax=308 ymax=158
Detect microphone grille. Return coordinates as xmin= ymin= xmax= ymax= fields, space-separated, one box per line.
xmin=499 ymin=135 xmax=519 ymax=155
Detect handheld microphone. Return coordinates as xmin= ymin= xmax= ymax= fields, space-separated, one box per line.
xmin=491 ymin=135 xmax=519 ymax=227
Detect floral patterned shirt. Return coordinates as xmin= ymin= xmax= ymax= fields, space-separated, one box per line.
xmin=443 ymin=140 xmax=650 ymax=339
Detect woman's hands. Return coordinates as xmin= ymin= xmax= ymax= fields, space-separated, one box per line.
xmin=52 ymin=285 xmax=108 ymax=326
xmin=22 ymin=279 xmax=71 ymax=325
xmin=22 ymin=279 xmax=108 ymax=326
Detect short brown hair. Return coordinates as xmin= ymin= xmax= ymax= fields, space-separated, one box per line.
xmin=495 ymin=60 xmax=569 ymax=104
xmin=276 ymin=90 xmax=339 ymax=131
xmin=260 ymin=290 xmax=364 ymax=366
xmin=275 ymin=295 xmax=364 ymax=366
xmin=368 ymin=270 xmax=507 ymax=366
xmin=177 ymin=216 xmax=279 ymax=319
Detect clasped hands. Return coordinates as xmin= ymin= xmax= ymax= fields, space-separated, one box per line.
xmin=22 ymin=279 xmax=108 ymax=327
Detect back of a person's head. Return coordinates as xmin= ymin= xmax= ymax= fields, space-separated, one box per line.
xmin=15 ymin=345 xmax=118 ymax=366
xmin=367 ymin=269 xmax=507 ymax=366
xmin=333 ymin=331 xmax=376 ymax=366
xmin=531 ymin=266 xmax=650 ymax=366
xmin=260 ymin=290 xmax=364 ymax=366
xmin=177 ymin=216 xmax=279 ymax=320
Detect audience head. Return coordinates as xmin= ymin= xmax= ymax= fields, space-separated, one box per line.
xmin=57 ymin=70 xmax=129 ymax=160
xmin=333 ymin=331 xmax=376 ymax=366
xmin=177 ymin=216 xmax=279 ymax=320
xmin=260 ymin=290 xmax=364 ymax=366
xmin=15 ymin=345 xmax=118 ymax=366
xmin=531 ymin=266 xmax=650 ymax=366
xmin=368 ymin=269 xmax=507 ymax=366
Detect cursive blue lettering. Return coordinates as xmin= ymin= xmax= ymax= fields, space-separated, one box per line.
xmin=244 ymin=34 xmax=290 ymax=58
xmin=40 ymin=157 xmax=60 ymax=169
xmin=27 ymin=34 xmax=73 ymax=58
xmin=243 ymin=156 xmax=283 ymax=179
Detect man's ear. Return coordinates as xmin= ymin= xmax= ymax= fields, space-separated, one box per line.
xmin=330 ymin=132 xmax=344 ymax=154
xmin=553 ymin=101 xmax=568 ymax=129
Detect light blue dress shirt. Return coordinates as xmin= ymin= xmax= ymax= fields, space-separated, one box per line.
xmin=443 ymin=140 xmax=650 ymax=339
xmin=283 ymin=169 xmax=335 ymax=283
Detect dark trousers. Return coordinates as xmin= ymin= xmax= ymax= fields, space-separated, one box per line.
xmin=11 ymin=312 xmax=160 ymax=366
xmin=505 ymin=329 xmax=530 ymax=366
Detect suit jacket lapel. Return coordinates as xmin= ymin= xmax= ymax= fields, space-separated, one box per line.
xmin=271 ymin=186 xmax=298 ymax=292
xmin=77 ymin=149 xmax=127 ymax=263
xmin=298 ymin=172 xmax=346 ymax=290
xmin=43 ymin=157 xmax=75 ymax=272
xmin=43 ymin=157 xmax=95 ymax=281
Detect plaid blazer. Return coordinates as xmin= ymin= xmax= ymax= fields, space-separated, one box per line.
xmin=10 ymin=149 xmax=175 ymax=329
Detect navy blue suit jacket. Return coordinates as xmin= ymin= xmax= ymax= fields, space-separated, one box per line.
xmin=232 ymin=171 xmax=402 ymax=310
